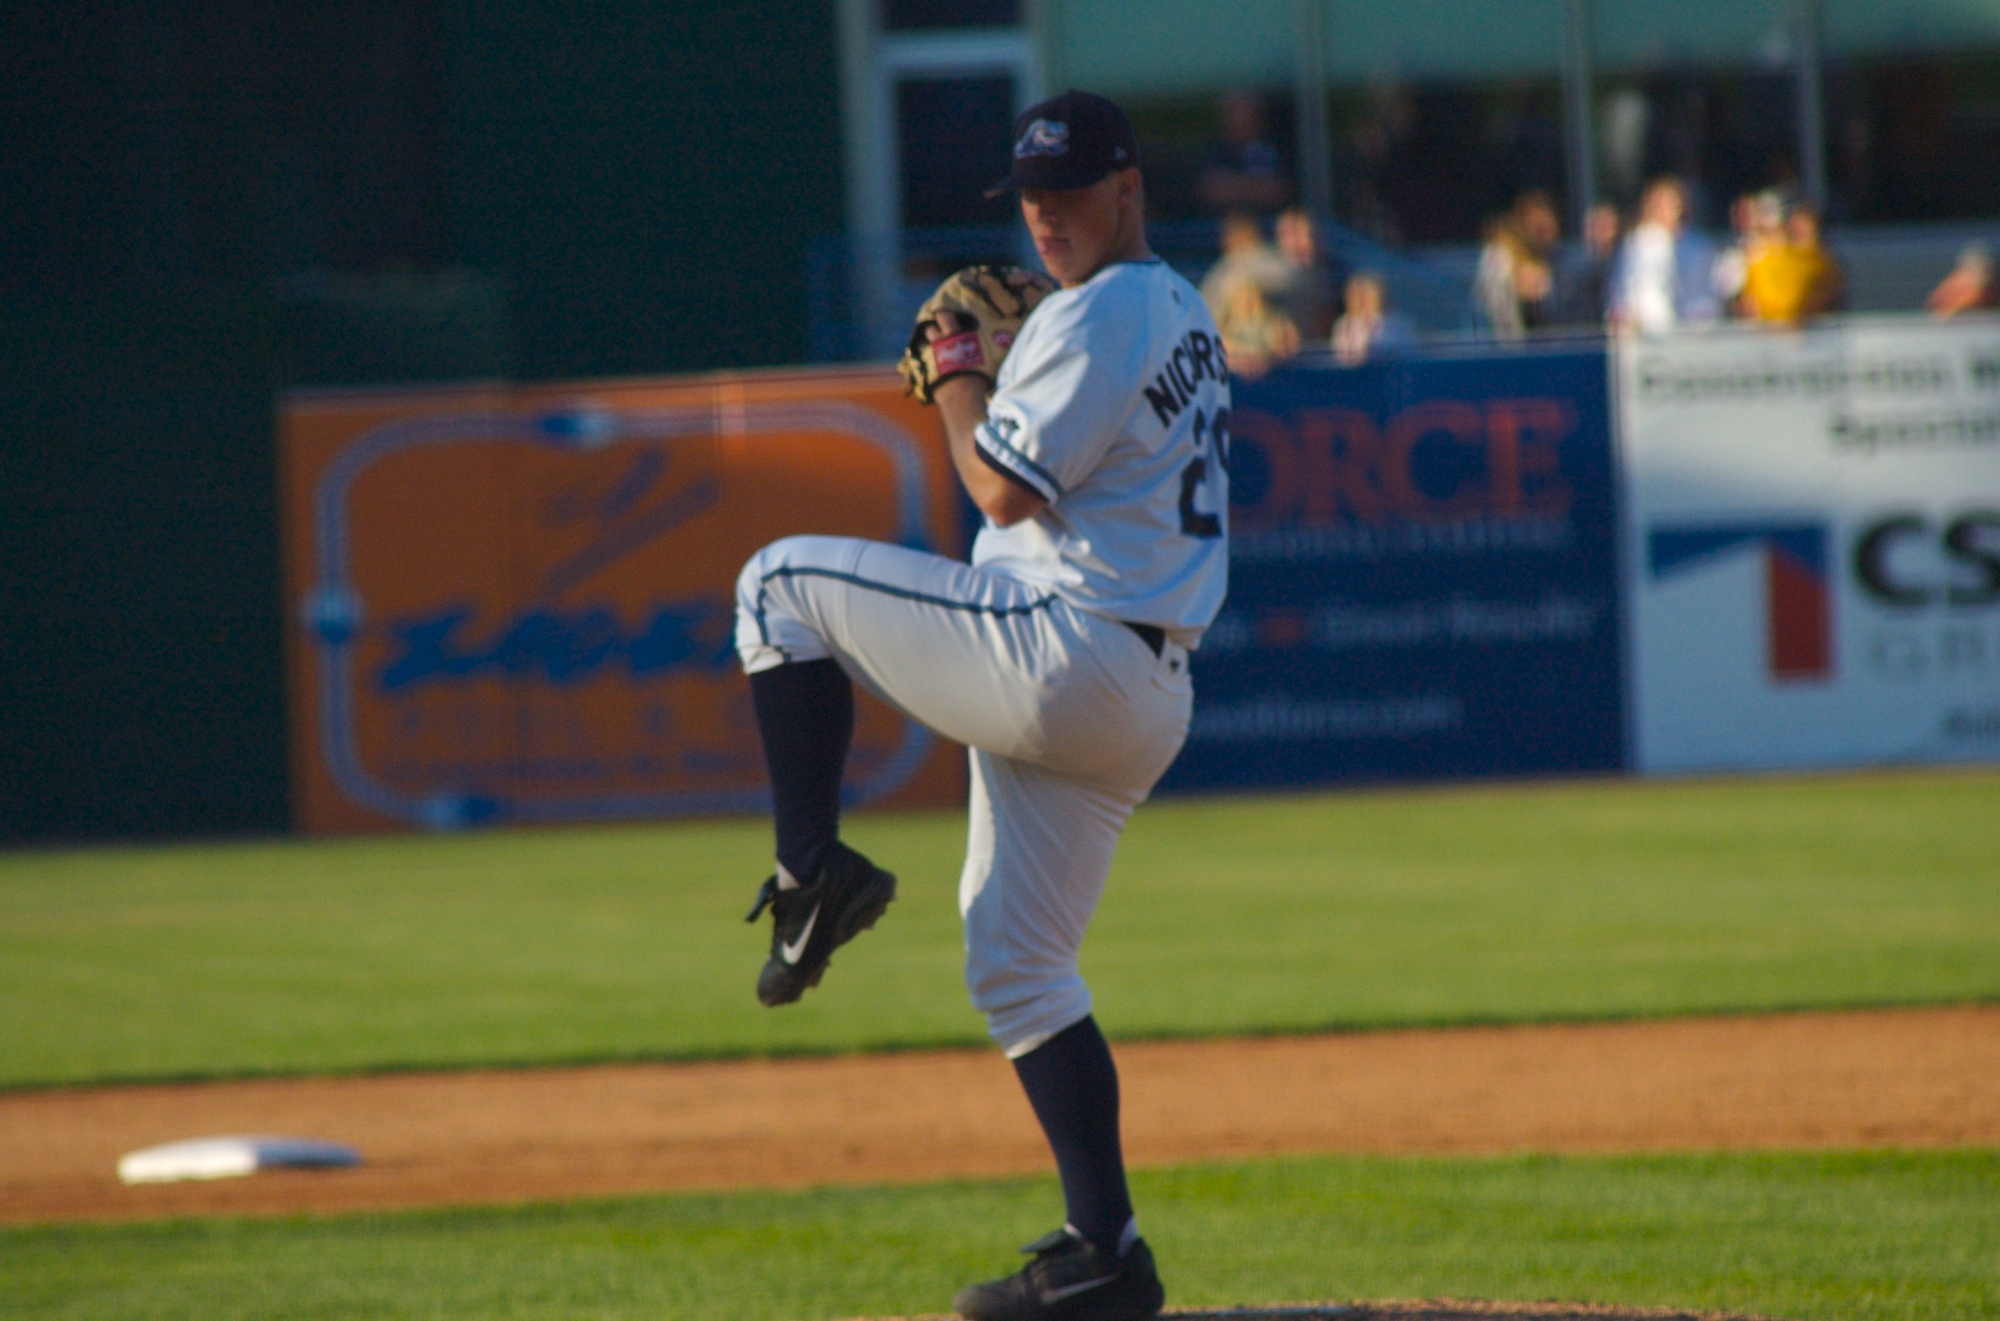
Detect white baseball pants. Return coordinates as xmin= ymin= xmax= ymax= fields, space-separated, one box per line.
xmin=735 ymin=535 xmax=1193 ymax=1056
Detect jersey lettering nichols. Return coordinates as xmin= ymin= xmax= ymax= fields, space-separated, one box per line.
xmin=1143 ymin=328 xmax=1228 ymax=428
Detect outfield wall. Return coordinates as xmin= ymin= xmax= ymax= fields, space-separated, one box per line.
xmin=1185 ymin=316 xmax=1999 ymax=789
xmin=1619 ymin=317 xmax=2000 ymax=773
xmin=277 ymin=316 xmax=2000 ymax=834
xmin=279 ymin=369 xmax=968 ymax=834
xmin=1161 ymin=345 xmax=1626 ymax=792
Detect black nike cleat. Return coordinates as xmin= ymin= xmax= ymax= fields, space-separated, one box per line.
xmin=953 ymin=1227 xmax=1165 ymax=1321
xmin=744 ymin=841 xmax=897 ymax=1007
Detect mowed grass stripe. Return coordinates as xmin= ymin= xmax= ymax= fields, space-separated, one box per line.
xmin=4 ymin=1150 xmax=1995 ymax=1321
xmin=1 ymin=769 xmax=1996 ymax=1088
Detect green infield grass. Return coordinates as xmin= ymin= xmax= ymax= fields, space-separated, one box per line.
xmin=5 ymin=1150 xmax=1995 ymax=1320
xmin=1 ymin=768 xmax=1996 ymax=1087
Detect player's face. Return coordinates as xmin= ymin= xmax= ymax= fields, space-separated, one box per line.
xmin=1021 ymin=169 xmax=1141 ymax=287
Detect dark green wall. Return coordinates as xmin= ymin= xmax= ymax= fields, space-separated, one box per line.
xmin=446 ymin=2 xmax=845 ymax=379
xmin=0 ymin=295 xmax=290 ymax=839
xmin=0 ymin=1 xmax=844 ymax=842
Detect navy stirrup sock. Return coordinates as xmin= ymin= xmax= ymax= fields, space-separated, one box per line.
xmin=1011 ymin=1015 xmax=1135 ymax=1256
xmin=749 ymin=658 xmax=854 ymax=885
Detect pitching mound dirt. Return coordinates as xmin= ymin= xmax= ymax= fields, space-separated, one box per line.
xmin=1171 ymin=1304 xmax=1771 ymax=1318
xmin=861 ymin=1303 xmax=1778 ymax=1320
xmin=3 ymin=1004 xmax=1994 ymax=1224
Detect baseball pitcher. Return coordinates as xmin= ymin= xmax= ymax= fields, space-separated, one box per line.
xmin=735 ymin=89 xmax=1229 ymax=1321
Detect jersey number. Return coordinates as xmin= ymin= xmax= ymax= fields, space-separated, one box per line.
xmin=1178 ymin=407 xmax=1228 ymax=539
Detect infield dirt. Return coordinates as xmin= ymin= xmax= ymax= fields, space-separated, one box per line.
xmin=5 ymin=1004 xmax=1995 ymax=1225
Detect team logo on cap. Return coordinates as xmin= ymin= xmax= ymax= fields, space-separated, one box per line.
xmin=1016 ymin=119 xmax=1069 ymax=158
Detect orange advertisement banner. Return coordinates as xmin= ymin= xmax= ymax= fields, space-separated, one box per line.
xmin=279 ymin=367 xmax=967 ymax=835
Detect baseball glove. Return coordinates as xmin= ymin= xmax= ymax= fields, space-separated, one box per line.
xmin=897 ymin=264 xmax=1058 ymax=404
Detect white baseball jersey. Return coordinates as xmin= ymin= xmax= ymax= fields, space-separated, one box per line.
xmin=971 ymin=258 xmax=1230 ymax=644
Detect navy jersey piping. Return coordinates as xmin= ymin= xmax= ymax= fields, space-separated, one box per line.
xmin=974 ymin=420 xmax=1064 ymax=500
xmin=756 ymin=565 xmax=1059 ymax=645
xmin=974 ymin=442 xmax=1050 ymax=501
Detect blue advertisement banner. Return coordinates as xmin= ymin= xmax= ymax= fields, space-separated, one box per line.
xmin=1162 ymin=345 xmax=1625 ymax=791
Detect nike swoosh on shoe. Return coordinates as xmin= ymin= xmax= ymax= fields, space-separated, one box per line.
xmin=1037 ymin=1274 xmax=1116 ymax=1305
xmin=779 ymin=903 xmax=821 ymax=965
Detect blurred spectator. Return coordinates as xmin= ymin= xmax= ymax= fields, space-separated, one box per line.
xmin=1215 ymin=278 xmax=1300 ymax=378
xmin=1927 ymin=244 xmax=2000 ymax=318
xmin=1197 ymin=91 xmax=1293 ymax=215
xmin=1554 ymin=202 xmax=1623 ymax=327
xmin=1608 ymin=176 xmax=1720 ymax=334
xmin=1711 ymin=190 xmax=1780 ymax=313
xmin=1474 ymin=190 xmax=1559 ymax=340
xmin=1740 ymin=202 xmax=1844 ymax=326
xmin=1271 ymin=206 xmax=1342 ymax=340
xmin=1199 ymin=211 xmax=1293 ymax=319
xmin=1331 ymin=271 xmax=1418 ymax=366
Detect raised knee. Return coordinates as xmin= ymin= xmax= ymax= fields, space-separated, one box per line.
xmin=736 ymin=537 xmax=803 ymax=613
xmin=734 ymin=553 xmax=758 ymax=604
xmin=737 ymin=539 xmax=781 ymax=595
xmin=738 ymin=535 xmax=833 ymax=596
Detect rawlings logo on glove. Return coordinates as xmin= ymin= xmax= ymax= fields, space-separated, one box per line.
xmin=931 ymin=330 xmax=986 ymax=376
xmin=897 ymin=265 xmax=1058 ymax=405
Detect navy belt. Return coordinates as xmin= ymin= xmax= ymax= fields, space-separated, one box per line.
xmin=1122 ymin=621 xmax=1165 ymax=657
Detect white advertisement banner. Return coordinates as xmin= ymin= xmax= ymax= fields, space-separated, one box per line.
xmin=1618 ymin=315 xmax=2000 ymax=772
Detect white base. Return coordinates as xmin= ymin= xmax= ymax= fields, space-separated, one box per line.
xmin=117 ymin=1135 xmax=361 ymax=1184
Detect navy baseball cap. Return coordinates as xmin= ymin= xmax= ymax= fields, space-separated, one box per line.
xmin=985 ymin=90 xmax=1141 ymax=197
